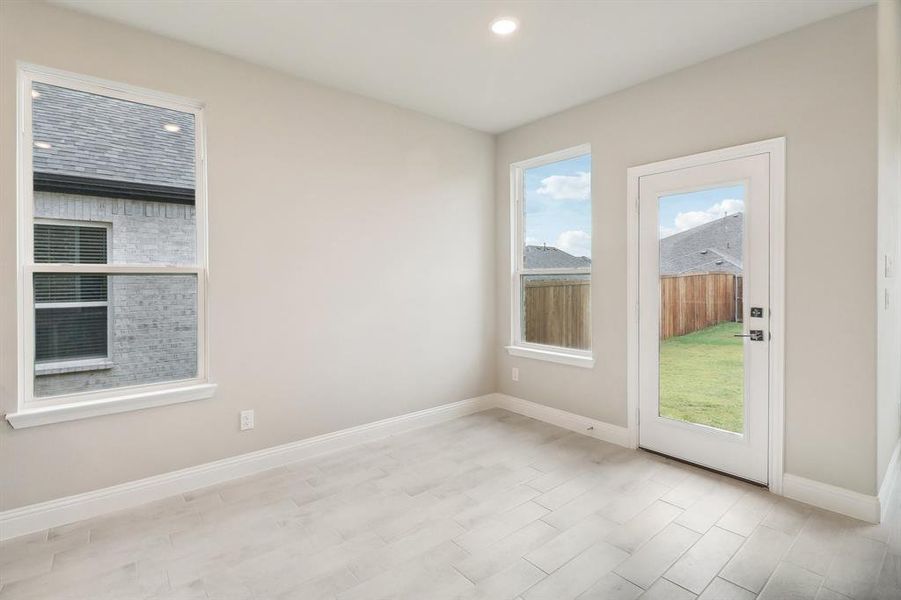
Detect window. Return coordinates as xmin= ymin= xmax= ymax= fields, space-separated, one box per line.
xmin=9 ymin=65 xmax=214 ymax=428
xmin=34 ymin=222 xmax=111 ymax=371
xmin=508 ymin=145 xmax=593 ymax=367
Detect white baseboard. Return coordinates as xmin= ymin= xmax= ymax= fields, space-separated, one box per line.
xmin=878 ymin=440 xmax=901 ymax=523
xmin=25 ymin=390 xmax=884 ymax=541
xmin=782 ymin=441 xmax=900 ymax=525
xmin=0 ymin=393 xmax=497 ymax=541
xmin=782 ymin=473 xmax=881 ymax=524
xmin=495 ymin=394 xmax=632 ymax=448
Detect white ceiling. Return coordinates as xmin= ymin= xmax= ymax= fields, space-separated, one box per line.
xmin=52 ymin=0 xmax=872 ymax=133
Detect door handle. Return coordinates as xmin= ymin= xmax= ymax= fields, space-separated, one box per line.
xmin=734 ymin=330 xmax=765 ymax=341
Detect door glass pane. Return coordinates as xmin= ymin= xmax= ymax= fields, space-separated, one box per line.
xmin=657 ymin=185 xmax=745 ymax=433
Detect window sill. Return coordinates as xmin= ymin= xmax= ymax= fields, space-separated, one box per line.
xmin=5 ymin=383 xmax=217 ymax=429
xmin=35 ymin=359 xmax=114 ymax=376
xmin=505 ymin=345 xmax=595 ymax=368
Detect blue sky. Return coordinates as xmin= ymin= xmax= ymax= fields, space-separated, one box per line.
xmin=658 ymin=184 xmax=745 ymax=238
xmin=524 ymin=154 xmax=592 ymax=258
xmin=524 ymin=157 xmax=745 ymax=257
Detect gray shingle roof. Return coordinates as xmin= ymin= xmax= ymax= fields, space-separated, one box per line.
xmin=659 ymin=213 xmax=743 ymax=275
xmin=32 ymin=82 xmax=195 ymax=189
xmin=524 ymin=245 xmax=591 ymax=269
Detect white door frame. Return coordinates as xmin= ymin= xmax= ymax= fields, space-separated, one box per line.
xmin=626 ymin=138 xmax=786 ymax=495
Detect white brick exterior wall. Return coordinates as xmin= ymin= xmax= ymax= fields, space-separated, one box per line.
xmin=34 ymin=191 xmax=198 ymax=397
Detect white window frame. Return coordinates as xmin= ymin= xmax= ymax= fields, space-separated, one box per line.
xmin=506 ymin=144 xmax=594 ymax=368
xmin=33 ymin=218 xmax=113 ymax=375
xmin=8 ymin=63 xmax=216 ymax=429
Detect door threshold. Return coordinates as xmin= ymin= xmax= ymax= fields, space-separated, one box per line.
xmin=640 ymin=446 xmax=767 ymax=488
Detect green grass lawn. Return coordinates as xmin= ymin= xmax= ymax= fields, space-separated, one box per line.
xmin=659 ymin=321 xmax=744 ymax=433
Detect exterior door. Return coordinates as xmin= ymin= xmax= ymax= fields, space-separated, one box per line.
xmin=638 ymin=153 xmax=770 ymax=483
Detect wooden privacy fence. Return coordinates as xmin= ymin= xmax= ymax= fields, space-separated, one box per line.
xmin=660 ymin=273 xmax=743 ymax=340
xmin=523 ymin=272 xmax=741 ymax=348
xmin=523 ymin=277 xmax=590 ymax=350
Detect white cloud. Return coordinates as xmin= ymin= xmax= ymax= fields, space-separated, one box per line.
xmin=537 ymin=171 xmax=590 ymax=201
xmin=661 ymin=198 xmax=744 ymax=238
xmin=556 ymin=230 xmax=591 ymax=257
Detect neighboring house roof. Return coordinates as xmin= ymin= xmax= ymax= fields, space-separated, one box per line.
xmin=524 ymin=245 xmax=591 ymax=269
xmin=31 ymin=82 xmax=195 ymax=204
xmin=659 ymin=213 xmax=743 ymax=275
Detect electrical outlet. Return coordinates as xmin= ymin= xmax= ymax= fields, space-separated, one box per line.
xmin=240 ymin=409 xmax=254 ymax=431
xmin=512 ymin=367 xmax=519 ymax=382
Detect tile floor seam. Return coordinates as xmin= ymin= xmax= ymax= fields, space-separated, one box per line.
xmin=661 ymin=574 xmax=701 ymax=596
xmin=520 ymin=554 xmax=551 ymax=576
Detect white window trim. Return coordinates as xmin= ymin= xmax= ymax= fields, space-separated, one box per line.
xmin=8 ymin=63 xmax=215 ymax=429
xmin=33 ymin=218 xmax=113 ymax=371
xmin=508 ymin=144 xmax=594 ymax=368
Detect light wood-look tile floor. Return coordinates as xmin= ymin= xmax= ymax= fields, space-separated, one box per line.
xmin=1 ymin=409 xmax=899 ymax=599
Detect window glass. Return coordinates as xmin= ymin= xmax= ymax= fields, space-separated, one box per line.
xmin=32 ymin=82 xmax=196 ymax=266
xmin=523 ymin=154 xmax=591 ymax=267
xmin=34 ymin=274 xmax=198 ymax=396
xmin=521 ymin=273 xmax=590 ymax=350
xmin=26 ymin=76 xmax=204 ymax=401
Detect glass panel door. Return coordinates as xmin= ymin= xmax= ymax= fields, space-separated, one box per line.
xmin=638 ymin=152 xmax=769 ymax=484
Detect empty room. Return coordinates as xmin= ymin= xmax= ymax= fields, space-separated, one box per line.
xmin=1 ymin=0 xmax=900 ymax=598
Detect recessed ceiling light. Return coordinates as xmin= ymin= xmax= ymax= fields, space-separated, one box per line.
xmin=490 ymin=17 xmax=518 ymax=36
xmin=34 ymin=141 xmax=52 ymax=149
xmin=163 ymin=123 xmax=181 ymax=133
xmin=31 ymin=89 xmax=41 ymax=99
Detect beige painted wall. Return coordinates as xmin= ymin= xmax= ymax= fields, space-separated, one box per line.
xmin=877 ymin=0 xmax=901 ymax=488
xmin=0 ymin=1 xmax=886 ymax=510
xmin=0 ymin=2 xmax=496 ymax=510
xmin=496 ymin=8 xmax=879 ymax=494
